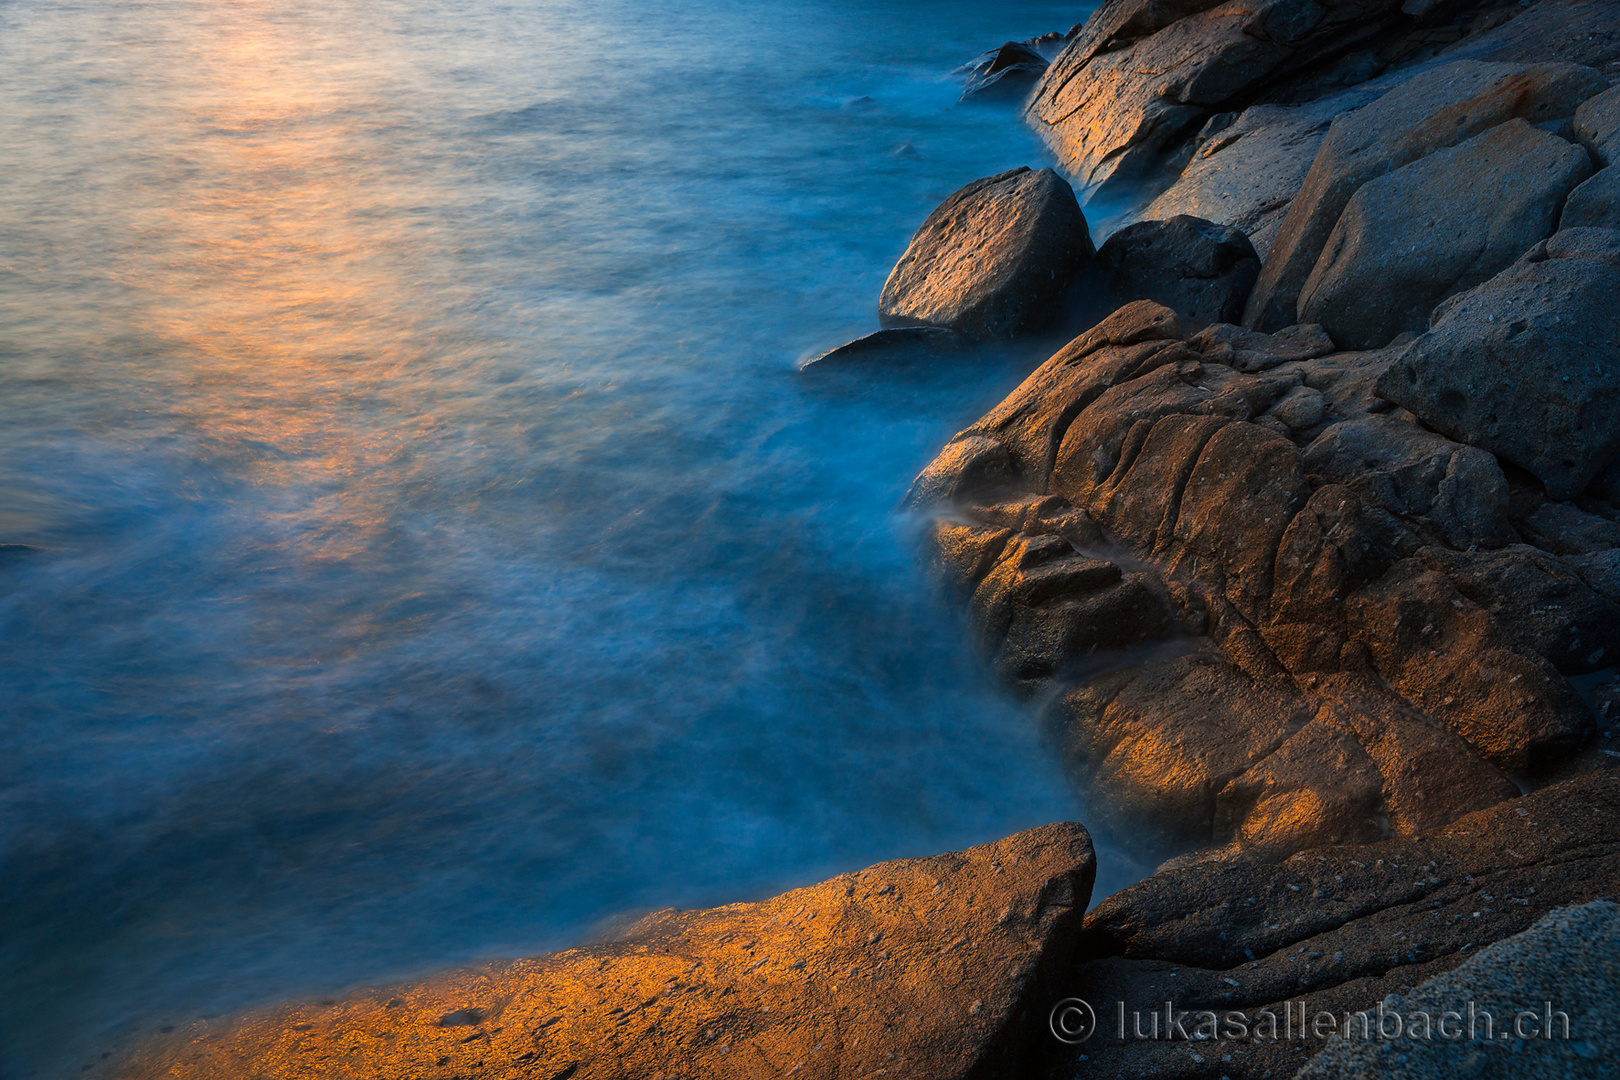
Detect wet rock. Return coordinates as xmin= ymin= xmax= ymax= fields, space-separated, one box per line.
xmin=798 ymin=326 xmax=970 ymax=370
xmin=1297 ymin=900 xmax=1620 ymax=1079
xmin=959 ymin=41 xmax=1049 ymax=102
xmin=1056 ymin=770 xmax=1620 ymax=1080
xmin=1377 ymin=246 xmax=1620 ymax=500
xmin=1574 ymin=83 xmax=1620 ymax=166
xmin=879 ymin=167 xmax=1093 ymax=342
xmin=1025 ymin=0 xmax=1409 ymax=201
xmin=1560 ymin=166 xmax=1620 ymax=231
xmin=117 ymin=824 xmax=1097 ymax=1080
xmin=1244 ymin=60 xmax=1609 ymax=332
xmin=1297 ymin=119 xmax=1591 ymax=349
xmin=1092 ymin=215 xmax=1261 ymax=331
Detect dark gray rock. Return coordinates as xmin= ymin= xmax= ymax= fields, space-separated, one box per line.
xmin=118 ymin=824 xmax=1097 ymax=1080
xmin=1245 ymin=60 xmax=1610 ymax=332
xmin=959 ymin=41 xmax=1049 ymax=102
xmin=1093 ymin=215 xmax=1261 ymax=331
xmin=1560 ymin=166 xmax=1620 ymax=231
xmin=1575 ymin=83 xmax=1620 ymax=167
xmin=1297 ymin=119 xmax=1591 ymax=349
xmin=1190 ymin=321 xmax=1337 ymax=373
xmin=798 ymin=326 xmax=970 ymax=370
xmin=1297 ymin=900 xmax=1620 ymax=1079
xmin=879 ymin=167 xmax=1093 ymax=342
xmin=1377 ymin=248 xmax=1620 ymax=500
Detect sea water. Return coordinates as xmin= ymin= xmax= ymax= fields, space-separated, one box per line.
xmin=0 ymin=0 xmax=1124 ymax=1072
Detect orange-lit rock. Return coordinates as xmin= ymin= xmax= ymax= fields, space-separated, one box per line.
xmin=116 ymin=824 xmax=1096 ymax=1080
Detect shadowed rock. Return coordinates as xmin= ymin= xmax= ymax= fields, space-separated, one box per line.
xmin=116 ymin=824 xmax=1097 ymax=1080
xmin=1244 ymin=60 xmax=1609 ymax=332
xmin=1092 ymin=215 xmax=1260 ymax=331
xmin=1048 ymin=770 xmax=1620 ymax=1079
xmin=798 ymin=326 xmax=970 ymax=370
xmin=1560 ymin=167 xmax=1620 ymax=231
xmin=879 ymin=167 xmax=1093 ymax=343
xmin=1297 ymin=118 xmax=1591 ymax=349
xmin=1377 ymin=234 xmax=1620 ymax=500
xmin=959 ymin=41 xmax=1050 ymax=102
xmin=1575 ymin=83 xmax=1620 ymax=166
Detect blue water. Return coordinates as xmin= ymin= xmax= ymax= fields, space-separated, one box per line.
xmin=0 ymin=0 xmax=1123 ymax=1072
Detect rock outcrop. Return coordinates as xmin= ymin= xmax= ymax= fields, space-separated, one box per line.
xmin=910 ymin=299 xmax=1605 ymax=861
xmin=1091 ymin=215 xmax=1261 ymax=331
xmin=1295 ymin=118 xmax=1591 ymax=349
xmin=117 ymin=824 xmax=1097 ymax=1080
xmin=1576 ymin=83 xmax=1620 ymax=166
xmin=1043 ymin=769 xmax=1620 ymax=1079
xmin=879 ymin=167 xmax=1093 ymax=343
xmin=1377 ymin=230 xmax=1620 ymax=500
xmin=1025 ymin=0 xmax=1413 ymax=201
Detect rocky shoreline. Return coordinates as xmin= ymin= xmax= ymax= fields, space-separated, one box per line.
xmin=113 ymin=0 xmax=1620 ymax=1076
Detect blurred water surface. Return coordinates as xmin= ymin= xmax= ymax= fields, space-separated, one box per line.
xmin=0 ymin=0 xmax=1122 ymax=1071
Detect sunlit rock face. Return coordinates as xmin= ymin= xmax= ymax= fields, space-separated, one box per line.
xmin=1024 ymin=0 xmax=1412 ymax=202
xmin=910 ymin=300 xmax=1615 ymax=863
xmin=116 ymin=823 xmax=1096 ymax=1080
xmin=878 ymin=166 xmax=1094 ymax=343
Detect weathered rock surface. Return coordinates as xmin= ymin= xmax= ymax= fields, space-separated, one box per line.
xmin=1026 ymin=0 xmax=1412 ymax=200
xmin=1092 ymin=215 xmax=1261 ymax=331
xmin=912 ymin=301 xmax=1600 ymax=861
xmin=1575 ymin=83 xmax=1620 ymax=167
xmin=799 ymin=326 xmax=970 ymax=370
xmin=879 ymin=167 xmax=1093 ymax=342
xmin=1560 ymin=166 xmax=1620 ymax=231
xmin=1377 ymin=234 xmax=1620 ymax=499
xmin=1042 ymin=770 xmax=1620 ymax=1079
xmin=117 ymin=824 xmax=1097 ymax=1080
xmin=1244 ymin=59 xmax=1609 ymax=332
xmin=959 ymin=41 xmax=1050 ymax=102
xmin=1297 ymin=899 xmax=1620 ymax=1079
xmin=1296 ymin=118 xmax=1591 ymax=349
xmin=1141 ymin=88 xmax=1387 ymax=261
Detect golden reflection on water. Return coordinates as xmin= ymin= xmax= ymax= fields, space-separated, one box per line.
xmin=122 ymin=3 xmax=467 ymax=557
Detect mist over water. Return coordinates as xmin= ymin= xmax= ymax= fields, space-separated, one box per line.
xmin=0 ymin=0 xmax=1126 ymax=1071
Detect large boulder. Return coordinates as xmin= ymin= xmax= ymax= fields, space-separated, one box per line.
xmin=116 ymin=824 xmax=1097 ymax=1080
xmin=1296 ymin=119 xmax=1592 ymax=349
xmin=1377 ymin=237 xmax=1620 ymax=500
xmin=1025 ymin=0 xmax=1409 ymax=201
xmin=1092 ymin=215 xmax=1261 ymax=331
xmin=1575 ymin=83 xmax=1620 ymax=167
xmin=1244 ymin=60 xmax=1609 ymax=332
xmin=878 ymin=167 xmax=1093 ymax=342
xmin=1051 ymin=770 xmax=1620 ymax=1080
xmin=1297 ymin=901 xmax=1620 ymax=1079
xmin=909 ymin=304 xmax=1599 ymax=862
xmin=1560 ymin=166 xmax=1620 ymax=231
